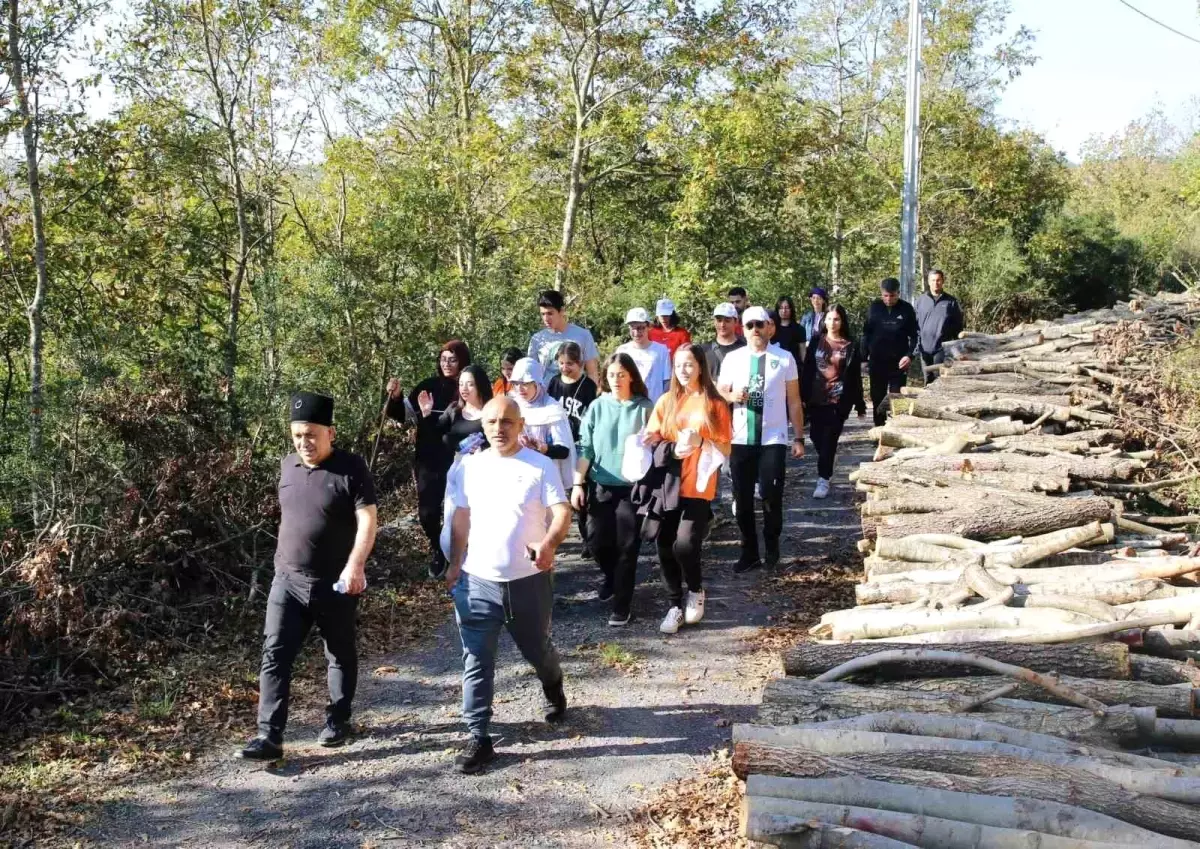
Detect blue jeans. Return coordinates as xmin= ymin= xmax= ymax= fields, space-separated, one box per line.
xmin=452 ymin=570 xmax=562 ymax=741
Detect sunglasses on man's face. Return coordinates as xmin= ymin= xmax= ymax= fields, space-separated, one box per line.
xmin=745 ymin=321 xmax=766 ymax=330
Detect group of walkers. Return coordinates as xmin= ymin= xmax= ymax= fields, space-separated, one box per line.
xmin=237 ymin=271 xmax=964 ymax=775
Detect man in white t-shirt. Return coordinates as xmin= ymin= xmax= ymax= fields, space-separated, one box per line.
xmin=527 ymin=289 xmax=600 ymax=383
xmin=616 ymin=307 xmax=672 ymax=402
xmin=445 ymin=396 xmax=573 ymax=774
xmin=718 ymin=306 xmax=805 ymax=573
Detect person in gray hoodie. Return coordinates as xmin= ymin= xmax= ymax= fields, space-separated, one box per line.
xmin=914 ymin=269 xmax=964 ymax=384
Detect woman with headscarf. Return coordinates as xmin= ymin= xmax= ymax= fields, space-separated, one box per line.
xmin=508 ymin=357 xmax=576 ymax=494
xmin=386 ymin=339 xmax=471 ymax=579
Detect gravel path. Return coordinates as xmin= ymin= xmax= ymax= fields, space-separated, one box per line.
xmin=89 ymin=420 xmax=872 ymax=848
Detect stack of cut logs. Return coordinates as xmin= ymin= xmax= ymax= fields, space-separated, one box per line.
xmin=737 ymin=291 xmax=1200 ymax=847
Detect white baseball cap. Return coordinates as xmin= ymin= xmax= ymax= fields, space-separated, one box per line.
xmin=509 ymin=357 xmax=544 ymax=385
xmin=655 ymin=298 xmax=676 ymax=316
xmin=712 ymin=302 xmax=738 ymax=319
xmin=625 ymin=307 xmax=651 ymax=324
xmin=742 ymin=306 xmax=771 ymax=325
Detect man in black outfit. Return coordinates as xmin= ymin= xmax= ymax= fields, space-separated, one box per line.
xmin=914 ymin=268 xmax=964 ymax=384
xmin=238 ymin=392 xmax=378 ymax=761
xmin=861 ymin=278 xmax=919 ymax=427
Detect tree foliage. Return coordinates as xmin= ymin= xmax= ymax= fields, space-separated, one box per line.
xmin=1 ymin=0 xmax=1198 ymax=705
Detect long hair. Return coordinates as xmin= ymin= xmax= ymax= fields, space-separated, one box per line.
xmin=656 ymin=311 xmax=679 ymax=330
xmin=449 ymin=364 xmax=493 ymax=418
xmin=817 ymin=303 xmax=855 ymax=342
xmin=775 ymin=295 xmax=797 ymax=324
xmin=655 ymin=343 xmax=724 ymax=436
xmin=599 ymin=352 xmax=650 ymax=399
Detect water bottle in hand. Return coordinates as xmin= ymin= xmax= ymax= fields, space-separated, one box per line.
xmin=333 ymin=579 xmax=349 ymax=593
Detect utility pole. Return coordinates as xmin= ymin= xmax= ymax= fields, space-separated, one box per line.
xmin=900 ymin=0 xmax=922 ymax=302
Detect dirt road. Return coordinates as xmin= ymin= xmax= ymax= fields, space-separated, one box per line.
xmin=89 ymin=421 xmax=871 ymax=848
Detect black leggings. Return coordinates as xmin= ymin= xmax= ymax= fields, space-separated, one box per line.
xmin=415 ymin=461 xmax=449 ymax=564
xmin=586 ymin=484 xmax=643 ymax=617
xmin=808 ymin=405 xmax=846 ymax=480
xmin=657 ymin=498 xmax=712 ymax=609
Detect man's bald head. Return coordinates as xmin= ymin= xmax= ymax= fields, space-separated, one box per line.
xmin=482 ymin=395 xmax=524 ymax=455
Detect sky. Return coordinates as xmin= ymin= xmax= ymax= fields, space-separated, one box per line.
xmin=994 ymin=0 xmax=1200 ymax=159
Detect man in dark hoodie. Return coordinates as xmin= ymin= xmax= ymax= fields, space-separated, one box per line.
xmin=861 ymin=278 xmax=919 ymax=427
xmin=386 ymin=339 xmax=471 ymax=578
xmin=914 ymin=268 xmax=964 ymax=384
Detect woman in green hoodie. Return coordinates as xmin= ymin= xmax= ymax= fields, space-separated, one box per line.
xmin=571 ymin=352 xmax=654 ymax=626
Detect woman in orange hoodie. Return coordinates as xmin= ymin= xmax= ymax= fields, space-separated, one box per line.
xmin=643 ymin=343 xmax=732 ymax=635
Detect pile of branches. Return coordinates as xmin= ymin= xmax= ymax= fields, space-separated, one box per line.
xmin=0 ymin=380 xmax=284 ymax=719
xmin=736 ymin=291 xmax=1200 ymax=847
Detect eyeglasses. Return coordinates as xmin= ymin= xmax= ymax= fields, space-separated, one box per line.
xmin=745 ymin=321 xmax=766 ymax=330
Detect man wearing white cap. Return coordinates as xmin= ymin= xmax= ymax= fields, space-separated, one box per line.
xmin=718 ymin=306 xmax=804 ymax=572
xmin=702 ymin=302 xmax=746 ymax=377
xmin=617 ymin=307 xmax=672 ymax=402
xmin=649 ymin=298 xmax=692 ymax=359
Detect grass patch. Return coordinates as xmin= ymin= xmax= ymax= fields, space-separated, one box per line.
xmin=597 ymin=642 xmax=640 ymax=673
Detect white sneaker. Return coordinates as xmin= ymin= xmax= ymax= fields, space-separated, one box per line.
xmin=684 ymin=590 xmax=706 ymax=624
xmin=813 ymin=478 xmax=831 ymax=499
xmin=660 ymin=606 xmax=685 ymax=634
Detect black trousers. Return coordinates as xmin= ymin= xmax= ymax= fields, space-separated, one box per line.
xmin=256 ymin=577 xmax=359 ymax=742
xmin=808 ymin=405 xmax=846 ymax=480
xmin=657 ymin=498 xmax=711 ymax=609
xmin=868 ymin=364 xmax=908 ymax=427
xmin=587 ymin=484 xmax=643 ymax=617
xmin=921 ymin=349 xmax=945 ymax=384
xmin=730 ymin=443 xmax=787 ymax=559
xmin=416 ymin=461 xmax=449 ymax=564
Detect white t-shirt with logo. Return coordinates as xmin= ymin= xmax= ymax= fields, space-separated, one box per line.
xmin=528 ymin=323 xmax=599 ymax=381
xmin=718 ymin=345 xmax=799 ymax=446
xmin=616 ymin=340 xmax=672 ymax=402
xmin=451 ymin=447 xmax=568 ymax=582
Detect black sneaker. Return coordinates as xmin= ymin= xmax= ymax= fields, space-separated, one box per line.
xmin=581 ymin=545 xmax=594 ymax=560
xmin=608 ymin=611 xmax=631 ymax=627
xmin=597 ymin=579 xmax=615 ymax=602
xmin=733 ymin=554 xmax=763 ymax=574
xmin=765 ymin=541 xmax=780 ymax=568
xmin=427 ymin=551 xmax=449 ymax=580
xmin=236 ymin=736 xmax=283 ymax=761
xmin=455 ymin=735 xmax=495 ymax=774
xmin=317 ymin=720 xmax=351 ymax=747
xmin=542 ymin=679 xmax=567 ymax=723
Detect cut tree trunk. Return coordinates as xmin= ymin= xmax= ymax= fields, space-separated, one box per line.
xmin=743 ymin=811 xmax=922 ymax=848
xmin=758 ymin=679 xmax=1143 ymax=745
xmin=812 ymin=605 xmax=1094 ymax=642
xmin=886 ymin=676 xmax=1200 ymax=718
xmin=746 ymin=775 xmax=1192 ymax=846
xmin=735 ymin=750 xmax=1200 ymax=842
xmin=743 ymin=796 xmax=1153 ymax=848
xmin=781 ymin=641 xmax=1130 ymax=680
xmin=732 ymin=725 xmax=1200 ymax=802
xmin=863 ymin=496 xmax=1112 ymax=541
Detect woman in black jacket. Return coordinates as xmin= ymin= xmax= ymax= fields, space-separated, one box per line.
xmin=800 ymin=304 xmax=865 ymax=499
xmin=385 ymin=339 xmax=472 ymax=578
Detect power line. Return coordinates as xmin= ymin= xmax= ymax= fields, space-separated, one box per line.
xmin=1117 ymin=0 xmax=1200 ymax=46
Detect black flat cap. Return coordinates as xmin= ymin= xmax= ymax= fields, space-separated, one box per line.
xmin=290 ymin=391 xmax=334 ymax=426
